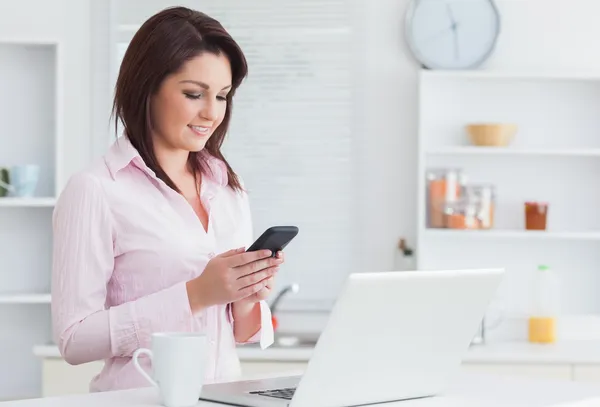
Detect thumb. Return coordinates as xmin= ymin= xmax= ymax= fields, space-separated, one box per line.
xmin=218 ymin=247 xmax=245 ymax=258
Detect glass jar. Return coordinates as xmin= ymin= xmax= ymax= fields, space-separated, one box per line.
xmin=525 ymin=201 xmax=548 ymax=230
xmin=528 ymin=265 xmax=558 ymax=343
xmin=444 ymin=198 xmax=480 ymax=229
xmin=465 ymin=184 xmax=496 ymax=229
xmin=426 ymin=168 xmax=462 ymax=228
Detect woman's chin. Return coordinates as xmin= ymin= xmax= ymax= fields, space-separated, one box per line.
xmin=182 ymin=137 xmax=209 ymax=152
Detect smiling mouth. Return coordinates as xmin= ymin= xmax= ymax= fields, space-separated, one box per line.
xmin=189 ymin=125 xmax=211 ymax=137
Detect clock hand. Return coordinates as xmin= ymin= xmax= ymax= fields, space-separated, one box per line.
xmin=445 ymin=2 xmax=460 ymax=61
xmin=423 ymin=24 xmax=455 ymax=43
xmin=446 ymin=2 xmax=457 ymax=27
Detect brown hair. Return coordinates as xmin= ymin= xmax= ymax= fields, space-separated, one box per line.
xmin=111 ymin=6 xmax=247 ymax=192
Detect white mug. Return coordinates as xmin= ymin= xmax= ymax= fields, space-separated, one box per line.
xmin=133 ymin=332 xmax=208 ymax=407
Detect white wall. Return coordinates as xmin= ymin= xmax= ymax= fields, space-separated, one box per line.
xmin=358 ymin=0 xmax=420 ymax=273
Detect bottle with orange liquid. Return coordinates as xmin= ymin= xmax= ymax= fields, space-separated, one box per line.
xmin=528 ymin=265 xmax=559 ymax=344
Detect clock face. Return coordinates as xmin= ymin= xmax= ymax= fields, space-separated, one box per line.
xmin=406 ymin=0 xmax=500 ymax=69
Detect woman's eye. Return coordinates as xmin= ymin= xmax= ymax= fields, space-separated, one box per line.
xmin=217 ymin=96 xmax=227 ymax=101
xmin=184 ymin=93 xmax=202 ymax=100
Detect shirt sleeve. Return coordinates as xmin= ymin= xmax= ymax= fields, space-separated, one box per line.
xmin=51 ymin=173 xmax=194 ymax=365
xmin=227 ymin=188 xmax=274 ymax=349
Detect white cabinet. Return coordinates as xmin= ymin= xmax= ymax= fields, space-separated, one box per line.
xmin=462 ymin=363 xmax=572 ymax=381
xmin=40 ymin=359 xmax=103 ymax=397
xmin=35 ymin=352 xmax=600 ymax=397
xmin=37 ymin=358 xmax=307 ymax=397
xmin=572 ymin=366 xmax=600 ymax=384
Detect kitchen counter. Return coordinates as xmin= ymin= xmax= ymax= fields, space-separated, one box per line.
xmin=3 ymin=371 xmax=600 ymax=406
xmin=33 ymin=339 xmax=600 ymax=364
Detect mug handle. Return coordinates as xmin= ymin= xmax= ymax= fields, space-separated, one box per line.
xmin=132 ymin=348 xmax=158 ymax=387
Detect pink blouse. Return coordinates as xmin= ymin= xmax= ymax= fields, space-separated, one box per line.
xmin=51 ymin=136 xmax=274 ymax=392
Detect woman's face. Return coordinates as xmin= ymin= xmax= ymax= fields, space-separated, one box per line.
xmin=150 ymin=52 xmax=232 ymax=153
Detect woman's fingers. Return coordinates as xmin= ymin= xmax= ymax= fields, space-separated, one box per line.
xmin=237 ymin=277 xmax=271 ymax=298
xmin=217 ymin=247 xmax=245 ymax=258
xmin=234 ymin=256 xmax=282 ymax=279
xmin=226 ymin=249 xmax=272 ymax=268
xmin=236 ymin=265 xmax=279 ymax=290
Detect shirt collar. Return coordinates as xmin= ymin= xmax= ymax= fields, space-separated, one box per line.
xmin=104 ymin=135 xmax=229 ymax=187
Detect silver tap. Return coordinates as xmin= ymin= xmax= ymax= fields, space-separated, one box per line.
xmin=269 ymin=283 xmax=300 ymax=314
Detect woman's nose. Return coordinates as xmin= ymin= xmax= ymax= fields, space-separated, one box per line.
xmin=200 ymin=100 xmax=218 ymax=121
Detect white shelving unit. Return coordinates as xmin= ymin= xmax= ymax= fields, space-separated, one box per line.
xmin=427 ymin=147 xmax=600 ymax=158
xmin=416 ymin=68 xmax=600 ymax=325
xmin=0 ymin=294 xmax=52 ymax=305
xmin=0 ymin=198 xmax=57 ymax=208
xmin=423 ymin=229 xmax=600 ymax=241
xmin=0 ymin=39 xmax=60 ymax=399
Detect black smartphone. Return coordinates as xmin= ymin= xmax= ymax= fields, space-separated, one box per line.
xmin=246 ymin=226 xmax=299 ymax=257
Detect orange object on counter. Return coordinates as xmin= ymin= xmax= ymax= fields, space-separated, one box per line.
xmin=525 ymin=202 xmax=548 ymax=230
xmin=528 ymin=317 xmax=555 ymax=343
xmin=528 ymin=265 xmax=558 ymax=344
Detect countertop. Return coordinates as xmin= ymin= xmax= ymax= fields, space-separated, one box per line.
xmin=3 ymin=371 xmax=600 ymax=406
xmin=33 ymin=339 xmax=600 ymax=364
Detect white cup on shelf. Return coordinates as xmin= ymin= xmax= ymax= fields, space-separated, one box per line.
xmin=133 ymin=332 xmax=208 ymax=407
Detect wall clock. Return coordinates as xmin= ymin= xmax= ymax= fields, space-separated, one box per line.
xmin=405 ymin=0 xmax=501 ymax=70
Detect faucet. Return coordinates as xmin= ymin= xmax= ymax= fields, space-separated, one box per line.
xmin=269 ymin=283 xmax=299 ymax=331
xmin=269 ymin=283 xmax=300 ymax=314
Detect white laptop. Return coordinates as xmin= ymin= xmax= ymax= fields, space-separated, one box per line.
xmin=200 ymin=268 xmax=504 ymax=407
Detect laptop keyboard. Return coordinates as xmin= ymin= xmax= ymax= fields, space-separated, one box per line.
xmin=249 ymin=387 xmax=296 ymax=400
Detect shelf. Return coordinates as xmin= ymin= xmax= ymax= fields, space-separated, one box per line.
xmin=32 ymin=344 xmax=60 ymax=358
xmin=420 ymin=69 xmax=600 ymax=81
xmin=426 ymin=147 xmax=600 ymax=157
xmin=0 ymin=198 xmax=56 ymax=207
xmin=0 ymin=294 xmax=51 ymax=304
xmin=423 ymin=229 xmax=600 ymax=241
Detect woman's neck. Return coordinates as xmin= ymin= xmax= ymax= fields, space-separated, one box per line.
xmin=154 ymin=143 xmax=192 ymax=182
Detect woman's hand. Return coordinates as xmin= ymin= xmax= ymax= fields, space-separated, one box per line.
xmin=240 ymin=251 xmax=283 ymax=304
xmin=186 ymin=247 xmax=283 ymax=313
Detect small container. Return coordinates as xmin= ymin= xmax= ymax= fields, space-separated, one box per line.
xmin=528 ymin=265 xmax=559 ymax=344
xmin=426 ymin=168 xmax=462 ymax=228
xmin=444 ymin=198 xmax=480 ymax=229
xmin=525 ymin=202 xmax=548 ymax=231
xmin=465 ymin=184 xmax=496 ymax=229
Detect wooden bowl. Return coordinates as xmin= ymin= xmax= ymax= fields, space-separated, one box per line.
xmin=466 ymin=123 xmax=518 ymax=147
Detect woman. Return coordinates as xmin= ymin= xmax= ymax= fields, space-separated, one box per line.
xmin=51 ymin=6 xmax=282 ymax=391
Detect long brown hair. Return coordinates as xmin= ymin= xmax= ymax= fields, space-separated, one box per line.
xmin=111 ymin=6 xmax=247 ymax=192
